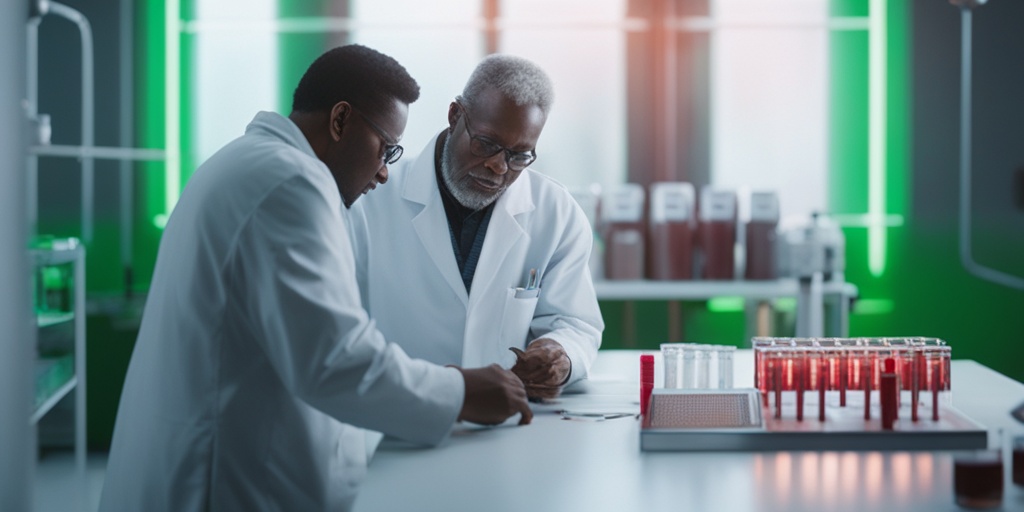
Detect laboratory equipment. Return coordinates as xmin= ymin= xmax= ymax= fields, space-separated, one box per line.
xmin=643 ymin=389 xmax=763 ymax=431
xmin=717 ymin=346 xmax=735 ymax=389
xmin=953 ymin=450 xmax=1003 ymax=509
xmin=661 ymin=343 xmax=682 ymax=389
xmin=640 ymin=354 xmax=654 ymax=416
xmin=1013 ymin=436 xmax=1024 ymax=487
xmin=744 ymin=191 xmax=779 ymax=280
xmin=648 ymin=182 xmax=696 ymax=280
xmin=27 ymin=1 xmax=95 ymax=241
xmin=754 ymin=337 xmax=953 ymax=422
xmin=644 ymin=336 xmax=985 ymax=452
xmin=776 ymin=212 xmax=845 ymax=282
xmin=1012 ymin=401 xmax=1024 ymax=424
xmin=698 ymin=187 xmax=737 ymax=280
xmin=950 ymin=0 xmax=1024 ymax=291
xmin=600 ymin=184 xmax=645 ymax=280
xmin=660 ymin=343 xmax=736 ymax=390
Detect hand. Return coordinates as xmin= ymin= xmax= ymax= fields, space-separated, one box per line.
xmin=455 ymin=364 xmax=533 ymax=426
xmin=509 ymin=338 xmax=571 ymax=400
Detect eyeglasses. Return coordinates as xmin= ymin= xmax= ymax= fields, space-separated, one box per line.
xmin=456 ymin=101 xmax=537 ymax=172
xmin=352 ymin=106 xmax=403 ymax=165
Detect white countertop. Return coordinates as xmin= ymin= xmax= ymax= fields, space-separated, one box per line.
xmin=353 ymin=350 xmax=1024 ymax=512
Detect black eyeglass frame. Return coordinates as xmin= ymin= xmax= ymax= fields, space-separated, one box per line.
xmin=455 ymin=100 xmax=537 ymax=172
xmin=351 ymin=106 xmax=404 ymax=165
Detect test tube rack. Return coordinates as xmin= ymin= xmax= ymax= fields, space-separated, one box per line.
xmin=754 ymin=337 xmax=950 ymax=424
xmin=641 ymin=337 xmax=987 ymax=452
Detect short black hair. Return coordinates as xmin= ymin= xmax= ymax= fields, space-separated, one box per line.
xmin=291 ymin=44 xmax=420 ymax=114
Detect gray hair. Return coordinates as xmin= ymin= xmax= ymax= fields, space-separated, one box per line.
xmin=460 ymin=54 xmax=554 ymax=114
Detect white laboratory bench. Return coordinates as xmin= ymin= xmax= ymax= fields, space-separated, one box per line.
xmin=353 ymin=349 xmax=1024 ymax=512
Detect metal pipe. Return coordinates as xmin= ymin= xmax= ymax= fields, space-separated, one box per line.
xmin=1 ymin=0 xmax=34 ymax=507
xmin=30 ymin=144 xmax=166 ymax=161
xmin=957 ymin=7 xmax=1024 ymax=290
xmin=48 ymin=2 xmax=95 ymax=243
xmin=120 ymin=0 xmax=134 ymax=295
xmin=27 ymin=16 xmax=41 ymax=236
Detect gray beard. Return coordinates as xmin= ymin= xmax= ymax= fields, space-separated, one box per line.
xmin=440 ymin=135 xmax=503 ymax=210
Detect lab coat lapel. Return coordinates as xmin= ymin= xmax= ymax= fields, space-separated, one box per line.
xmin=403 ymin=137 xmax=469 ymax=306
xmin=468 ymin=171 xmax=535 ymax=309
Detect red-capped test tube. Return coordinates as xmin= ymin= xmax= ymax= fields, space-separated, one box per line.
xmin=640 ymin=354 xmax=654 ymax=416
xmin=880 ymin=358 xmax=898 ymax=430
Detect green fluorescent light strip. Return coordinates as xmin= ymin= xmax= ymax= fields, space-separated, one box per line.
xmin=829 ymin=213 xmax=904 ymax=228
xmin=852 ymin=298 xmax=894 ymax=315
xmin=868 ymin=0 xmax=887 ymax=277
xmin=164 ymin=0 xmax=181 ymax=225
xmin=707 ymin=297 xmax=744 ymax=313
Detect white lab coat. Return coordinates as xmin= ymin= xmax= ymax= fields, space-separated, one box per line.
xmin=99 ymin=112 xmax=463 ymax=512
xmin=348 ymin=134 xmax=603 ymax=384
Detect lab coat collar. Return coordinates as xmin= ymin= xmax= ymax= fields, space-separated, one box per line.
xmin=246 ymin=111 xmax=319 ymax=161
xmin=402 ymin=132 xmax=536 ymax=308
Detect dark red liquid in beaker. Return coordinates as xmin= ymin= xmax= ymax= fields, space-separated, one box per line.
xmin=953 ymin=455 xmax=1003 ymax=509
xmin=701 ymin=220 xmax=735 ymax=280
xmin=648 ymin=221 xmax=693 ymax=280
xmin=604 ymin=223 xmax=644 ymax=280
xmin=1013 ymin=447 xmax=1024 ymax=487
xmin=744 ymin=221 xmax=776 ymax=280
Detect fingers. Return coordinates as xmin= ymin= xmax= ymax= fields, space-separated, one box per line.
xmin=516 ymin=397 xmax=534 ymax=425
xmin=502 ymin=367 xmax=533 ymax=426
xmin=509 ymin=345 xmax=568 ymax=385
xmin=512 ymin=357 xmax=569 ymax=387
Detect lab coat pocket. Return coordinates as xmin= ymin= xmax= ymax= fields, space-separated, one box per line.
xmin=500 ymin=287 xmax=540 ymax=352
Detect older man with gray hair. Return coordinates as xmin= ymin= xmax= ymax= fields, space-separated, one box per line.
xmin=348 ymin=54 xmax=603 ymax=402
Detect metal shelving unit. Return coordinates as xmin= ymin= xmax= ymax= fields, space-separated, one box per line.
xmin=30 ymin=238 xmax=86 ymax=487
xmin=595 ymin=277 xmax=858 ymax=339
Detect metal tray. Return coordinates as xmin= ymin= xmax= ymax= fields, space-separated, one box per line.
xmin=640 ymin=388 xmax=987 ymax=452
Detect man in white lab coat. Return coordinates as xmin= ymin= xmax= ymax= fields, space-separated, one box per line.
xmin=348 ymin=55 xmax=604 ymax=400
xmin=100 ymin=45 xmax=531 ymax=512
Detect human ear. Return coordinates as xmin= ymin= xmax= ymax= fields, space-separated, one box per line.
xmin=330 ymin=101 xmax=352 ymax=141
xmin=446 ymin=102 xmax=461 ymax=133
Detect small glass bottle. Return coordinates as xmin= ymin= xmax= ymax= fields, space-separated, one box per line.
xmin=694 ymin=346 xmax=710 ymax=389
xmin=953 ymin=432 xmax=1003 ymax=510
xmin=1013 ymin=435 xmax=1024 ymax=487
xmin=661 ymin=344 xmax=683 ymax=389
xmin=717 ymin=346 xmax=735 ymax=389
xmin=681 ymin=346 xmax=697 ymax=389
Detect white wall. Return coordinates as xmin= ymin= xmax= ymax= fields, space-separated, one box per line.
xmin=193 ymin=0 xmax=279 ymax=164
xmin=0 ymin=0 xmax=34 ymax=509
xmin=711 ymin=0 xmax=829 ymax=221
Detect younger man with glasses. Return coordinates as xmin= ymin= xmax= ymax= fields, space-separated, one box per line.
xmin=100 ymin=45 xmax=531 ymax=512
xmin=348 ymin=54 xmax=604 ymax=400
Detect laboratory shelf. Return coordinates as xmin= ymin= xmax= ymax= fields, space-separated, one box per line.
xmin=29 ymin=237 xmax=86 ymax=501
xmin=37 ymin=311 xmax=75 ymax=328
xmin=30 ymin=239 xmax=83 ymax=266
xmin=594 ymin=278 xmax=856 ymax=301
xmin=594 ymin=278 xmax=858 ymax=338
xmin=32 ymin=372 xmax=77 ymax=425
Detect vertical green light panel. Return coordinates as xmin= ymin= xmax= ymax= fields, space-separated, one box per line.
xmin=828 ymin=0 xmax=908 ymax=313
xmin=277 ymin=1 xmax=335 ymax=114
xmin=135 ymin=0 xmax=169 ymax=288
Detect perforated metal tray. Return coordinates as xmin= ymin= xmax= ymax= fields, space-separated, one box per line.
xmin=640 ymin=388 xmax=987 ymax=452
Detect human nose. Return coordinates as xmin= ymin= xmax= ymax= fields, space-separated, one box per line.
xmin=376 ymin=165 xmax=389 ymax=185
xmin=483 ymin=151 xmax=509 ymax=175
